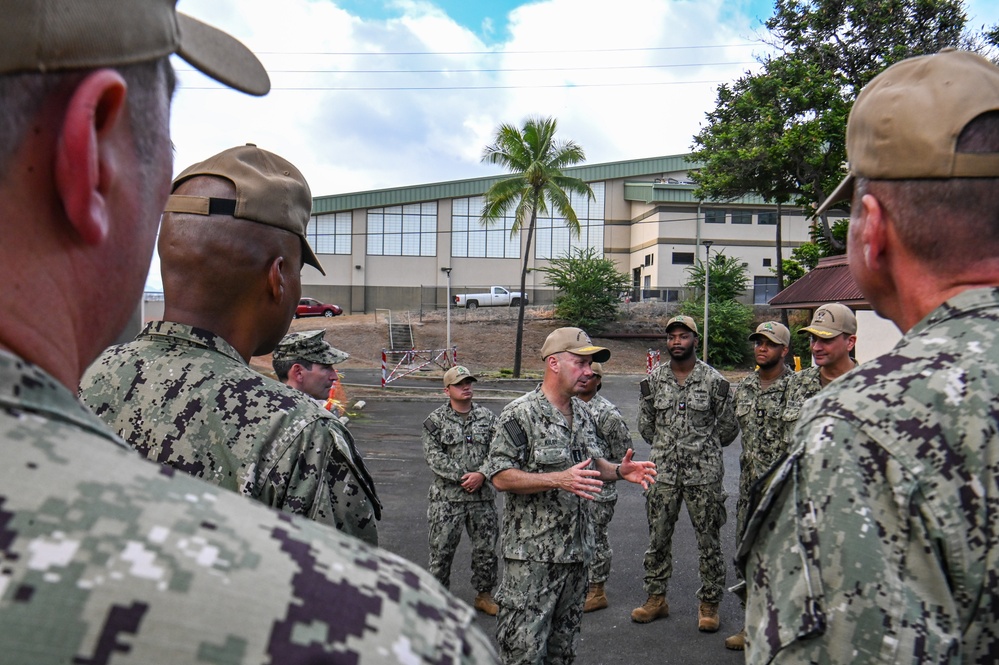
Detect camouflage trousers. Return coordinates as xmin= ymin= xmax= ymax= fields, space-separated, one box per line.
xmin=426 ymin=499 xmax=498 ymax=591
xmin=495 ymin=559 xmax=586 ymax=665
xmin=642 ymin=480 xmax=727 ymax=603
xmin=586 ymin=498 xmax=617 ymax=584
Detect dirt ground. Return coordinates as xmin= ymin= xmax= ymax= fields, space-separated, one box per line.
xmin=250 ymin=303 xmax=749 ymax=383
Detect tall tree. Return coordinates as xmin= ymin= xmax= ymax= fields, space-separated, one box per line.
xmin=691 ymin=0 xmax=981 ymax=272
xmin=480 ymin=116 xmax=593 ymax=378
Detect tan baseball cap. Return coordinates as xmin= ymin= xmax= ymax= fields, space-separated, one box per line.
xmin=164 ymin=144 xmax=325 ymax=275
xmin=1 ymin=0 xmax=269 ymax=96
xmin=799 ymin=303 xmax=857 ymax=339
xmin=590 ymin=362 xmax=604 ymax=377
xmin=540 ymin=327 xmax=611 ymax=363
xmin=272 ymin=330 xmax=348 ymax=365
xmin=665 ymin=315 xmax=698 ymax=335
xmin=443 ymin=366 xmax=477 ymax=387
xmin=817 ymin=48 xmax=999 ymax=216
xmin=749 ymin=321 xmax=790 ymax=346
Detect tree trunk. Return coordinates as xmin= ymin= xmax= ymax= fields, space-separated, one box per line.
xmin=775 ymin=201 xmax=789 ymax=328
xmin=513 ymin=203 xmax=539 ymax=378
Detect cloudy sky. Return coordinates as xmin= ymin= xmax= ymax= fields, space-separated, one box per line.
xmin=150 ymin=0 xmax=999 ymax=289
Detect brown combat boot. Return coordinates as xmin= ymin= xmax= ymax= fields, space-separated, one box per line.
xmin=583 ymin=582 xmax=608 ymax=613
xmin=697 ymin=602 xmax=720 ymax=632
xmin=724 ymin=628 xmax=746 ymax=650
xmin=630 ymin=594 xmax=669 ymax=623
xmin=473 ymin=591 xmax=498 ymax=616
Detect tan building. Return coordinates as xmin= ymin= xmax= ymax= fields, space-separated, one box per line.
xmin=294 ymin=154 xmax=823 ymax=314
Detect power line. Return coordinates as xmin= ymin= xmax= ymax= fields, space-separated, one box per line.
xmin=253 ymin=43 xmax=765 ymax=57
xmin=193 ymin=61 xmax=755 ymax=75
xmin=179 ymin=79 xmax=733 ymax=92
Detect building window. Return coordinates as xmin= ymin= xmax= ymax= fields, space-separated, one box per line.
xmin=763 ymin=258 xmax=772 ymax=267
xmin=309 ymin=212 xmax=351 ymax=255
xmin=366 ymin=202 xmax=437 ymax=256
xmin=704 ymin=208 xmax=725 ymax=224
xmin=731 ymin=210 xmax=752 ymax=225
xmin=451 ymin=196 xmax=520 ymax=258
xmin=535 ymin=182 xmax=606 ymax=259
xmin=644 ymin=253 xmax=654 ymax=267
xmin=754 ymin=276 xmax=780 ymax=304
xmin=672 ymin=252 xmax=695 ymax=265
xmin=758 ymin=211 xmax=777 ymax=225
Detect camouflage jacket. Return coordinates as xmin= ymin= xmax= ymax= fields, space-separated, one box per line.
xmin=780 ymin=365 xmax=823 ymax=447
xmin=422 ymin=402 xmax=497 ymax=503
xmin=0 ymin=349 xmax=497 ymax=664
xmin=80 ymin=321 xmax=380 ymax=546
xmin=735 ymin=367 xmax=793 ymax=485
xmin=586 ymin=393 xmax=632 ymax=502
xmin=639 ymin=360 xmax=738 ymax=485
xmin=483 ymin=387 xmax=601 ymax=563
xmin=740 ymin=288 xmax=999 ymax=664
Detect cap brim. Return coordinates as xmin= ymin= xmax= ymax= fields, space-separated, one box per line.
xmin=814 ymin=172 xmax=855 ymax=218
xmin=298 ymin=237 xmax=326 ymax=276
xmin=177 ymin=14 xmax=270 ymax=96
xmin=749 ymin=332 xmax=786 ymax=345
xmin=799 ymin=326 xmax=839 ymax=339
xmin=568 ymin=346 xmax=611 ymax=363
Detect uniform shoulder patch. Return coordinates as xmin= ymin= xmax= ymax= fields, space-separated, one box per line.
xmin=423 ymin=416 xmax=439 ymax=435
xmin=503 ymin=419 xmax=528 ymax=447
xmin=640 ymin=379 xmax=651 ymax=397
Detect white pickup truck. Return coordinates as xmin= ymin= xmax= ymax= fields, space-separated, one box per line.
xmin=453 ymin=286 xmax=528 ymax=309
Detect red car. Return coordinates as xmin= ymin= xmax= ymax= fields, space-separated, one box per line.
xmin=295 ymin=298 xmax=342 ymax=318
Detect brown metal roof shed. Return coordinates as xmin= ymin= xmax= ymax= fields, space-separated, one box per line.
xmin=769 ymin=254 xmax=869 ymax=310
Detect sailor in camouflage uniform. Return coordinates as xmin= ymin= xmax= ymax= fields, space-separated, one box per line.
xmin=422 ymin=366 xmax=500 ymax=616
xmin=484 ymin=328 xmax=656 ymax=665
xmin=81 ymin=144 xmax=380 ymax=546
xmin=577 ymin=362 xmax=632 ymax=613
xmin=632 ymin=315 xmax=738 ymax=632
xmin=780 ymin=303 xmax=858 ymax=446
xmin=725 ymin=321 xmax=792 ymax=650
xmin=0 ymin=2 xmax=498 ymax=662
xmin=740 ymin=49 xmax=999 ymax=663
xmin=273 ymin=330 xmax=383 ymax=541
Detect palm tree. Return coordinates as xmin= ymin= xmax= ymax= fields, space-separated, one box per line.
xmin=480 ymin=116 xmax=593 ymax=378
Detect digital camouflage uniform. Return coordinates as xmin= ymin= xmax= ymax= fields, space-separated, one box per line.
xmin=638 ymin=359 xmax=738 ymax=603
xmin=780 ymin=365 xmax=823 ymax=448
xmin=422 ymin=402 xmax=499 ymax=592
xmin=585 ymin=393 xmax=632 ymax=584
xmin=80 ymin=321 xmax=380 ymax=546
xmin=733 ymin=367 xmax=793 ymax=547
xmin=0 ymin=349 xmax=499 ymax=664
xmin=740 ymin=288 xmax=999 ymax=664
xmin=484 ymin=388 xmax=601 ymax=665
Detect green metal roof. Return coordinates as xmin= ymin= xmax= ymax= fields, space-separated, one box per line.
xmin=311 ymin=154 xmax=704 ymax=214
xmin=622 ymin=182 xmax=777 ymax=205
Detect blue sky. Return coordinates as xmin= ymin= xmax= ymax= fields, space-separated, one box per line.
xmin=147 ymin=0 xmax=999 ymax=290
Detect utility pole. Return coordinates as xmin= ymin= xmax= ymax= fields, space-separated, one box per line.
xmin=702 ymin=241 xmax=713 ymax=363
xmin=441 ymin=267 xmax=453 ymax=365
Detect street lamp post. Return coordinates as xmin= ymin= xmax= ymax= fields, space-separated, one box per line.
xmin=702 ymin=241 xmax=713 ymax=363
xmin=441 ymin=267 xmax=453 ymax=365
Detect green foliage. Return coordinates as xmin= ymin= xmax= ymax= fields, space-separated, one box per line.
xmin=778 ymin=258 xmax=806 ymax=285
xmin=480 ymin=116 xmax=592 ymax=377
xmin=683 ymin=252 xmax=750 ymax=302
xmin=539 ymin=247 xmax=630 ymax=332
xmin=678 ymin=255 xmax=753 ymax=367
xmin=690 ymin=0 xmax=988 ymax=255
xmin=677 ymin=299 xmax=754 ymax=369
xmin=791 ymin=242 xmax=822 ymax=270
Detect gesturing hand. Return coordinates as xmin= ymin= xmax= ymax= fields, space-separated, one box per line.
xmin=558 ymin=459 xmax=603 ymax=500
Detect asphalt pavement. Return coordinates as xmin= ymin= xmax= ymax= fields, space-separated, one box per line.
xmin=343 ymin=369 xmax=745 ymax=665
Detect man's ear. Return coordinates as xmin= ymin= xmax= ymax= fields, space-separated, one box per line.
xmin=266 ymin=256 xmax=287 ymax=302
xmin=54 ymin=69 xmax=128 ymax=246
xmin=858 ymin=193 xmax=888 ymax=270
